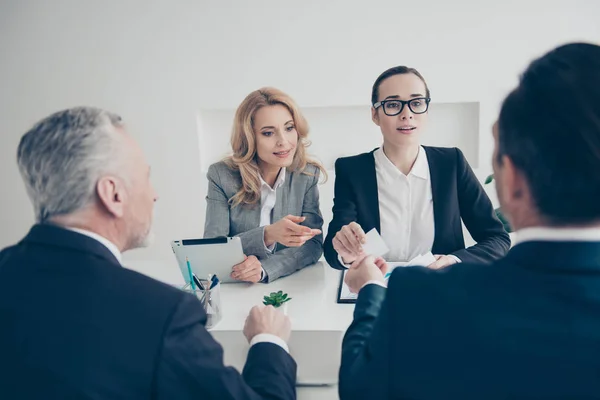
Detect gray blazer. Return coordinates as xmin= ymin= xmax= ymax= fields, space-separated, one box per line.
xmin=203 ymin=161 xmax=324 ymax=282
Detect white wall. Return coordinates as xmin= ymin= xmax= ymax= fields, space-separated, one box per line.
xmin=1 ymin=0 xmax=598 ymax=283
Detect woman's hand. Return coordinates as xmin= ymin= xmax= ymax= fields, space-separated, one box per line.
xmin=231 ymin=255 xmax=263 ymax=283
xmin=427 ymin=255 xmax=458 ymax=270
xmin=264 ymin=215 xmax=321 ymax=248
xmin=332 ymin=222 xmax=366 ymax=264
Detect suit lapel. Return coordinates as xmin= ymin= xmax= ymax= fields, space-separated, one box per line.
xmin=425 ymin=147 xmax=447 ymax=253
xmin=22 ymin=223 xmax=122 ymax=267
xmin=365 ymin=150 xmax=381 ymax=232
xmin=271 ymin=170 xmax=289 ymax=223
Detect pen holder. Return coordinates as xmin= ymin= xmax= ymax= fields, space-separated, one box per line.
xmin=183 ymin=282 xmax=223 ymax=330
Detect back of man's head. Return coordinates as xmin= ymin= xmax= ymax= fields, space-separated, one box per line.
xmin=17 ymin=107 xmax=127 ymax=223
xmin=497 ymin=42 xmax=600 ymax=225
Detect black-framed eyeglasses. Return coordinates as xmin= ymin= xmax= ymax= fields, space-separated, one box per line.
xmin=373 ymin=97 xmax=431 ymax=116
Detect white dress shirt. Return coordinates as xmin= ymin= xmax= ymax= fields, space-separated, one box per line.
xmin=67 ymin=227 xmax=122 ymax=263
xmin=258 ymin=168 xmax=286 ymax=281
xmin=339 ymin=146 xmax=460 ymax=268
xmin=67 ymin=226 xmax=288 ymax=352
xmin=259 ymin=168 xmax=287 ymax=239
xmin=514 ymin=226 xmax=600 ymax=244
xmin=374 ymin=146 xmax=436 ymax=262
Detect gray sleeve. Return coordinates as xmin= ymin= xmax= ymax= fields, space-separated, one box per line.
xmin=203 ymin=164 xmax=270 ymax=258
xmin=261 ymin=170 xmax=324 ymax=282
xmin=203 ymin=164 xmax=231 ymax=239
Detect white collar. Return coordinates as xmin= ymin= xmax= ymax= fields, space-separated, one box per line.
xmin=514 ymin=226 xmax=600 ymax=245
xmin=374 ymin=146 xmax=429 ymax=180
xmin=260 ymin=167 xmax=286 ymax=191
xmin=67 ymin=227 xmax=122 ymax=263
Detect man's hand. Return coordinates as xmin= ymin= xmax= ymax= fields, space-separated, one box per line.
xmin=243 ymin=305 xmax=292 ymax=343
xmin=427 ymin=255 xmax=458 ymax=270
xmin=344 ymin=254 xmax=388 ymax=294
xmin=333 ymin=222 xmax=367 ymax=264
xmin=231 ymin=255 xmax=262 ymax=283
xmin=264 ymin=215 xmax=321 ymax=248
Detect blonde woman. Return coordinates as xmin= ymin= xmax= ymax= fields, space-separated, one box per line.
xmin=203 ymin=88 xmax=326 ymax=283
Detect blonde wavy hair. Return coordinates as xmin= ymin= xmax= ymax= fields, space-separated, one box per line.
xmin=225 ymin=87 xmax=326 ymax=207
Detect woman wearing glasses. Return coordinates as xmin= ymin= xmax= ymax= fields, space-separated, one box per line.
xmin=324 ymin=66 xmax=510 ymax=270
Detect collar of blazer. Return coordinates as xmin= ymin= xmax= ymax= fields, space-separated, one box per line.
xmin=22 ymin=223 xmax=122 ymax=267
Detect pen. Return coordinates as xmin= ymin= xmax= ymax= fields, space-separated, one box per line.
xmin=186 ymin=257 xmax=196 ymax=290
xmin=192 ymin=274 xmax=203 ymax=289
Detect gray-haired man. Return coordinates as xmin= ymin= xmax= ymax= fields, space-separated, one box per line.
xmin=0 ymin=107 xmax=296 ymax=399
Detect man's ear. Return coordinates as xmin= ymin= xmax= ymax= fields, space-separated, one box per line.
xmin=371 ymin=107 xmax=380 ymax=126
xmin=96 ymin=176 xmax=126 ymax=218
xmin=502 ymin=155 xmax=528 ymax=201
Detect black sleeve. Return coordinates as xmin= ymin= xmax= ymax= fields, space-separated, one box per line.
xmin=155 ymin=294 xmax=297 ymax=400
xmin=324 ymin=159 xmax=358 ymax=270
xmin=338 ymin=284 xmax=390 ymax=399
xmin=451 ymin=148 xmax=511 ymax=264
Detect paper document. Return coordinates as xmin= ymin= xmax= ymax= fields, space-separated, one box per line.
xmin=338 ymin=272 xmax=358 ymax=301
xmin=383 ymin=252 xmax=436 ymax=278
xmin=361 ymin=228 xmax=390 ymax=257
xmin=338 ymin=252 xmax=437 ymax=302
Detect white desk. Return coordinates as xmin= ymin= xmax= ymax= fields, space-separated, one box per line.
xmin=209 ymin=261 xmax=353 ymax=397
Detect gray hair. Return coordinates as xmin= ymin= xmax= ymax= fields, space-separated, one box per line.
xmin=17 ymin=107 xmax=127 ymax=222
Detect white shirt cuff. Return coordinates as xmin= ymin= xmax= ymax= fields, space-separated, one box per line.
xmin=262 ymin=227 xmax=275 ymax=253
xmin=250 ymin=333 xmax=289 ymax=353
xmin=338 ymin=254 xmax=351 ymax=269
xmin=360 ymin=280 xmax=387 ymax=290
xmin=265 ymin=242 xmax=275 ymax=253
xmin=448 ymin=255 xmax=462 ymax=263
xmin=260 ymin=267 xmax=267 ymax=282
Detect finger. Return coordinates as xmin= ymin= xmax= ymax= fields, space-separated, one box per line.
xmin=333 ymin=236 xmax=353 ymax=255
xmin=427 ymin=260 xmax=444 ymax=270
xmin=285 ymin=236 xmax=311 ymax=246
xmin=286 ymin=221 xmax=313 ymax=235
xmin=232 ymin=262 xmax=250 ymax=273
xmin=232 ymin=262 xmax=255 ymax=278
xmin=236 ymin=262 xmax=262 ymax=280
xmin=336 ymin=232 xmax=357 ymax=255
xmin=310 ymin=229 xmax=322 ymax=236
xmin=433 ymin=254 xmax=443 ymax=260
xmin=284 ymin=214 xmax=306 ymax=223
xmin=342 ymin=226 xmax=362 ymax=252
xmin=349 ymin=222 xmax=366 ymax=244
xmin=374 ymin=256 xmax=387 ymax=271
xmin=238 ymin=268 xmax=261 ymax=282
xmin=233 ymin=257 xmax=252 ymax=270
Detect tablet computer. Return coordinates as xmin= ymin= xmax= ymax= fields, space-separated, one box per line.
xmin=171 ymin=237 xmax=245 ymax=284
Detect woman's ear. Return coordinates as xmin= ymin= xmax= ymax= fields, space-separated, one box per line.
xmin=371 ymin=107 xmax=380 ymax=126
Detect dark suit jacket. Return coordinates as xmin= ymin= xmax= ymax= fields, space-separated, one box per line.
xmin=324 ymin=146 xmax=510 ymax=269
xmin=0 ymin=224 xmax=296 ymax=400
xmin=339 ymin=240 xmax=600 ymax=399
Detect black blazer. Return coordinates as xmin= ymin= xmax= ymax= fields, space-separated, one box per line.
xmin=324 ymin=146 xmax=510 ymax=269
xmin=0 ymin=224 xmax=296 ymax=400
xmin=339 ymin=240 xmax=600 ymax=399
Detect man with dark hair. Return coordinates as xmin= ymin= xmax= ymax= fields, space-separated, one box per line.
xmin=339 ymin=42 xmax=600 ymax=399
